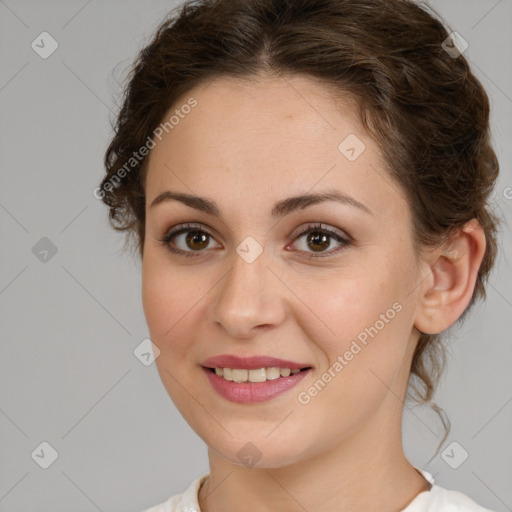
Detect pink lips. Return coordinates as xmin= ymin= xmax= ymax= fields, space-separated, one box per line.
xmin=201 ymin=354 xmax=311 ymax=370
xmin=201 ymin=354 xmax=312 ymax=403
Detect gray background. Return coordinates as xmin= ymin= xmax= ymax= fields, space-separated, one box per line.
xmin=0 ymin=0 xmax=511 ymax=511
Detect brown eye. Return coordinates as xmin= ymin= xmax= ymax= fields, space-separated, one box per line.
xmin=291 ymin=223 xmax=351 ymax=259
xmin=159 ymin=223 xmax=220 ymax=258
xmin=306 ymin=231 xmax=331 ymax=252
xmin=184 ymin=230 xmax=210 ymax=251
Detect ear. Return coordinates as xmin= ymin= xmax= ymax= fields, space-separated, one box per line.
xmin=414 ymin=219 xmax=487 ymax=335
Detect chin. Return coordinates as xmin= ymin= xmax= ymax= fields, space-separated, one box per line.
xmin=206 ymin=434 xmax=312 ymax=470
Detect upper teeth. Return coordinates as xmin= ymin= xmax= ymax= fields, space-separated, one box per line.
xmin=214 ymin=367 xmax=301 ymax=382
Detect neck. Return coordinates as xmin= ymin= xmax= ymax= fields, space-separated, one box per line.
xmin=198 ymin=403 xmax=430 ymax=512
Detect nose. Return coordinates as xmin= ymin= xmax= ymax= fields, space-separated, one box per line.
xmin=208 ymin=248 xmax=287 ymax=339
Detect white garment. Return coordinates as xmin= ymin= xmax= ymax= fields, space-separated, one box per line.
xmin=141 ymin=468 xmax=496 ymax=512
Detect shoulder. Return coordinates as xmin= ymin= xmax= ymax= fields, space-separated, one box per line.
xmin=139 ymin=473 xmax=209 ymax=512
xmin=407 ymin=469 xmax=497 ymax=512
xmin=416 ymin=485 xmax=496 ymax=511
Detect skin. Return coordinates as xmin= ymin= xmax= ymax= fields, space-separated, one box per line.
xmin=141 ymin=73 xmax=486 ymax=512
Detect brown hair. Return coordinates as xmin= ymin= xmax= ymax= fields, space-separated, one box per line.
xmin=99 ymin=0 xmax=501 ymax=454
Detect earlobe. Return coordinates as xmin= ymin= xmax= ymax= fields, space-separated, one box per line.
xmin=413 ymin=220 xmax=487 ymax=335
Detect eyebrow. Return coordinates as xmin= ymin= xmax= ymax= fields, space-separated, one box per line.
xmin=149 ymin=189 xmax=372 ymax=218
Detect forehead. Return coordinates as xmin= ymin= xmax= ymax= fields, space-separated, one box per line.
xmin=144 ymin=74 xmax=402 ymax=221
xmin=150 ymin=73 xmax=364 ymax=153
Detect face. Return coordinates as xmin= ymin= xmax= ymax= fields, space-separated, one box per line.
xmin=142 ymin=74 xmax=424 ymax=468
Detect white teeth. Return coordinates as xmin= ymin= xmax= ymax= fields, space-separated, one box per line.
xmin=265 ymin=367 xmax=281 ymax=380
xmin=232 ymin=369 xmax=248 ymax=382
xmin=212 ymin=367 xmax=306 ymax=382
xmin=248 ymin=368 xmax=266 ymax=382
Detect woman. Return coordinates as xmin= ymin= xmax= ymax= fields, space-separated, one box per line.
xmin=98 ymin=0 xmax=501 ymax=510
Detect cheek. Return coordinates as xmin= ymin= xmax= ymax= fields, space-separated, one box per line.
xmin=291 ymin=265 xmax=412 ymax=406
xmin=141 ymin=256 xmax=201 ymax=407
xmin=142 ymin=260 xmax=169 ymax=339
xmin=141 ymin=250 xmax=219 ymax=366
xmin=293 ymin=267 xmax=405 ymax=353
xmin=141 ymin=253 xmax=192 ymax=349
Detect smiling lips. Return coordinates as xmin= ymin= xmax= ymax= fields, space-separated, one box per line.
xmin=201 ymin=354 xmax=312 ymax=370
xmin=201 ymin=354 xmax=313 ymax=403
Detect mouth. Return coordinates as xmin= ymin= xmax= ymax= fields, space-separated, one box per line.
xmin=204 ymin=366 xmax=312 ymax=383
xmin=200 ymin=354 xmax=313 ymax=403
xmin=201 ymin=365 xmax=313 ymax=403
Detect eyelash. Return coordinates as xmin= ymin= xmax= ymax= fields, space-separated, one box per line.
xmin=157 ymin=222 xmax=351 ymax=260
